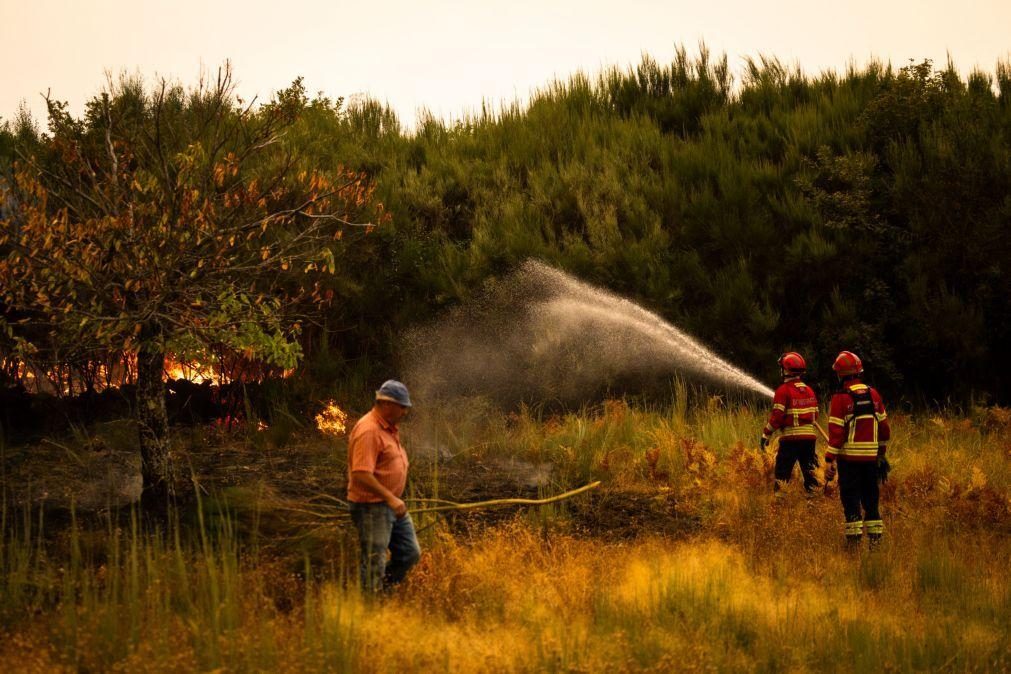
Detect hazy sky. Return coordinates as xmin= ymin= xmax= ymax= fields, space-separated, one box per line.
xmin=2 ymin=0 xmax=1009 ymax=129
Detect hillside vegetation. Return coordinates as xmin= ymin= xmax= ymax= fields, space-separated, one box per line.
xmin=3 ymin=49 xmax=1011 ymax=402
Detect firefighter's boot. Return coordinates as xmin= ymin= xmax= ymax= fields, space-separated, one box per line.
xmin=844 ymin=519 xmax=864 ymax=552
xmin=773 ymin=479 xmax=787 ymax=500
xmin=866 ymin=519 xmax=884 ymax=551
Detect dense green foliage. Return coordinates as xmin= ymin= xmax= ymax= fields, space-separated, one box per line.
xmin=3 ymin=50 xmax=1010 ymax=403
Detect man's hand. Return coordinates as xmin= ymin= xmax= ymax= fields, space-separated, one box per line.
xmin=352 ymin=471 xmax=408 ymax=518
xmin=387 ymin=496 xmax=407 ymax=519
xmin=760 ymin=436 xmax=769 ymax=451
xmin=824 ymin=461 xmax=836 ymax=482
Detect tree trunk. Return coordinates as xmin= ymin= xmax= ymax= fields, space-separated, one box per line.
xmin=136 ymin=341 xmax=173 ymax=513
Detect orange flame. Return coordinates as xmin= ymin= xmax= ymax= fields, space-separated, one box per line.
xmin=164 ymin=357 xmax=219 ymax=385
xmin=6 ymin=350 xmax=293 ymax=395
xmin=315 ymin=400 xmax=348 ymax=436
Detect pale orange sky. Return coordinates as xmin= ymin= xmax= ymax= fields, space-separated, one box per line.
xmin=2 ymin=0 xmax=1009 ymax=129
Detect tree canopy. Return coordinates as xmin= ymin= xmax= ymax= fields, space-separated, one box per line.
xmin=3 ymin=52 xmax=1010 ymax=406
xmin=0 ymin=66 xmax=387 ymax=504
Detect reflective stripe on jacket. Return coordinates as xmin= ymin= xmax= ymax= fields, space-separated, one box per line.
xmin=826 ymin=380 xmax=890 ymax=462
xmin=763 ymin=379 xmax=819 ymax=442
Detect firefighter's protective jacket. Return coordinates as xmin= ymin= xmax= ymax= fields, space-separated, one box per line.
xmin=762 ymin=378 xmax=819 ymax=442
xmin=826 ymin=379 xmax=890 ymax=462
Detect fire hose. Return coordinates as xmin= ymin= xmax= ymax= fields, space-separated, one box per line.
xmin=270 ymin=481 xmax=603 ymax=526
xmin=408 ymin=481 xmax=601 ymax=514
xmin=813 ymin=420 xmax=830 ymax=443
xmin=814 ymin=420 xmax=836 ymax=484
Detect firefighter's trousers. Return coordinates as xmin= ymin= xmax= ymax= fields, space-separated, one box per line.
xmin=837 ymin=460 xmax=883 ymax=539
xmin=774 ymin=439 xmax=818 ymax=493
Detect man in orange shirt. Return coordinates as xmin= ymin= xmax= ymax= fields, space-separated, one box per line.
xmin=347 ymin=380 xmax=421 ymax=593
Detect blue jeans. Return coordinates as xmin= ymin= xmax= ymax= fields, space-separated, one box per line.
xmin=349 ymin=502 xmax=421 ymax=593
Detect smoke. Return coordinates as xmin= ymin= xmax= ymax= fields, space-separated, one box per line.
xmin=404 ymin=260 xmax=774 ymax=404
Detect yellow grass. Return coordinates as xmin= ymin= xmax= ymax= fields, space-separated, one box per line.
xmin=2 ymin=400 xmax=1010 ymax=672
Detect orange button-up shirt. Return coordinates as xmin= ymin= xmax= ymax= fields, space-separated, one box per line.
xmin=347 ymin=408 xmax=409 ymax=503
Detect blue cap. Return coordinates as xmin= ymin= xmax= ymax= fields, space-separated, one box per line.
xmin=375 ymin=380 xmax=412 ymax=407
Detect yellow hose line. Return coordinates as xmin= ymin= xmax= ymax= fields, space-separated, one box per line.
xmin=408 ymin=481 xmax=602 ymax=514
xmin=271 ymin=481 xmax=603 ymax=519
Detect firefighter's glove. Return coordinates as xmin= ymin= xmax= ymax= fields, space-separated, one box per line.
xmin=877 ymin=457 xmax=891 ymax=484
xmin=824 ymin=461 xmax=837 ymax=482
xmin=759 ymin=436 xmax=769 ymax=451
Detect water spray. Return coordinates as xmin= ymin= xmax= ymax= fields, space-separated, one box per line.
xmin=530 ymin=263 xmax=775 ymax=397
xmin=406 ymin=260 xmax=775 ymax=402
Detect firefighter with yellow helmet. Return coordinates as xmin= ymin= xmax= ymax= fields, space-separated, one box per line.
xmin=824 ymin=351 xmax=891 ymax=547
xmin=761 ymin=352 xmax=820 ymax=495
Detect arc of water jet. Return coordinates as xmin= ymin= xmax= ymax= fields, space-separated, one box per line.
xmin=533 ymin=265 xmax=752 ymax=372
xmin=526 ymin=261 xmax=775 ymax=397
xmin=533 ymin=295 xmax=774 ymax=397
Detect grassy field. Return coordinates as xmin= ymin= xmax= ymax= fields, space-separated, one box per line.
xmin=2 ymin=396 xmax=1009 ymax=672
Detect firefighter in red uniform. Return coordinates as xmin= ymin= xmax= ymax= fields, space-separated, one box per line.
xmin=761 ymin=352 xmax=820 ymax=495
xmin=824 ymin=351 xmax=891 ymax=547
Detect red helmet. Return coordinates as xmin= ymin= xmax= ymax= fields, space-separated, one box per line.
xmin=778 ymin=352 xmax=806 ymax=374
xmin=832 ymin=351 xmax=863 ymax=377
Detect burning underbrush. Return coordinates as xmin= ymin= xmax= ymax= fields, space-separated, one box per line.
xmin=0 ymin=351 xmax=296 ymax=438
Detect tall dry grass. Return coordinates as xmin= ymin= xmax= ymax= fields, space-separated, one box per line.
xmin=2 ymin=399 xmax=1009 ymax=671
